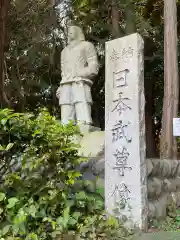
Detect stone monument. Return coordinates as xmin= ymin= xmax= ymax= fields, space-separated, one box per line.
xmin=56 ymin=25 xmax=99 ymax=133
xmin=105 ymin=34 xmax=148 ymax=230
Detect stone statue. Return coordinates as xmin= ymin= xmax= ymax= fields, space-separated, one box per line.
xmin=56 ymin=26 xmax=99 ymax=131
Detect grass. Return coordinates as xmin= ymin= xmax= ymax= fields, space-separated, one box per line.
xmin=149 ymin=206 xmax=180 ymax=232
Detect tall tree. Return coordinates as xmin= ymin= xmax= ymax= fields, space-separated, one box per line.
xmin=0 ymin=0 xmax=10 ymax=107
xmin=160 ymin=0 xmax=179 ymax=159
xmin=125 ymin=0 xmax=136 ymax=34
xmin=111 ymin=0 xmax=122 ymax=38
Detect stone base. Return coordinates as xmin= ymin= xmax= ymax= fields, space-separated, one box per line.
xmin=78 ymin=124 xmax=101 ymax=134
xmin=69 ymin=124 xmax=101 ymax=144
xmin=78 ymin=130 xmax=104 ymax=157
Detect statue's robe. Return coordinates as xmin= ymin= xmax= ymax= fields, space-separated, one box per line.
xmin=57 ymin=41 xmax=98 ymax=106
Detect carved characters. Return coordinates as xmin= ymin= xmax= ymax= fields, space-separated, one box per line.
xmin=112 ymin=92 xmax=131 ymax=115
xmin=113 ymin=147 xmax=132 ymax=176
xmin=109 ymin=46 xmax=133 ymax=207
xmin=112 ymin=120 xmax=132 ymax=143
xmin=113 ymin=69 xmax=129 ymax=88
xmin=112 ymin=183 xmax=131 ymax=206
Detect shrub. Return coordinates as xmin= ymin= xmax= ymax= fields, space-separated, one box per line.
xmin=0 ymin=109 xmax=103 ymax=238
xmin=0 ymin=109 xmax=133 ymax=240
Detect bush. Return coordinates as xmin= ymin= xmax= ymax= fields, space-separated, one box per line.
xmin=0 ymin=109 xmax=133 ymax=240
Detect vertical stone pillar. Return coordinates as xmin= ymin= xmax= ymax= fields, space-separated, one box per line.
xmin=105 ymin=34 xmax=148 ymax=230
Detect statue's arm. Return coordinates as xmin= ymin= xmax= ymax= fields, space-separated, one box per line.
xmin=60 ymin=50 xmax=65 ymax=81
xmin=77 ymin=42 xmax=99 ymax=79
xmin=56 ymin=50 xmax=65 ymax=98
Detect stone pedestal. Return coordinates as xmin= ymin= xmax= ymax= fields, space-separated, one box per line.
xmin=105 ymin=33 xmax=148 ymax=230
xmin=79 ymin=124 xmax=101 ymax=134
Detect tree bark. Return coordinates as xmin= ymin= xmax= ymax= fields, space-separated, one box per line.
xmin=0 ymin=0 xmax=10 ymax=107
xmin=160 ymin=0 xmax=179 ymax=159
xmin=125 ymin=0 xmax=136 ymax=34
xmin=111 ymin=0 xmax=123 ymax=38
xmin=145 ymin=76 xmax=156 ymax=158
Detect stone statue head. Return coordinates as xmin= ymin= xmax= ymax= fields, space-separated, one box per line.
xmin=68 ymin=26 xmax=85 ymax=44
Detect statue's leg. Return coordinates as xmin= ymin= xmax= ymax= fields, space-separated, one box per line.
xmin=75 ymin=102 xmax=92 ymax=124
xmin=61 ymin=104 xmax=75 ymax=124
xmin=72 ymin=82 xmax=92 ymax=124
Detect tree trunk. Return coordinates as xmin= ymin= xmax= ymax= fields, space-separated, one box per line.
xmin=145 ymin=77 xmax=156 ymax=158
xmin=0 ymin=0 xmax=10 ymax=107
xmin=160 ymin=0 xmax=179 ymax=159
xmin=125 ymin=0 xmax=136 ymax=34
xmin=111 ymin=0 xmax=123 ymax=38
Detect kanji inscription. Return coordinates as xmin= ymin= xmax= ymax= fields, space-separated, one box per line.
xmin=122 ymin=46 xmax=134 ymax=60
xmin=113 ymin=69 xmax=129 ymax=88
xmin=112 ymin=183 xmax=131 ymax=206
xmin=113 ymin=147 xmax=132 ymax=176
xmin=110 ymin=48 xmax=120 ymax=62
xmin=112 ymin=92 xmax=131 ymax=115
xmin=112 ymin=120 xmax=132 ymax=143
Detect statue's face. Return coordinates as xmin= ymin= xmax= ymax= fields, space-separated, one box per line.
xmin=68 ymin=27 xmax=77 ymax=42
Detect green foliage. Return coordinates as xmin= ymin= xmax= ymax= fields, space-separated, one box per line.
xmin=0 ymin=109 xmax=132 ymax=239
xmin=0 ymin=109 xmax=88 ymax=238
xmin=5 ymin=0 xmax=64 ymax=112
xmin=149 ymin=205 xmax=180 ymax=232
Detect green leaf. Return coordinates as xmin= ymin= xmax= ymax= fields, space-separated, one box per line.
xmin=63 ymin=206 xmax=70 ymax=226
xmin=72 ymin=211 xmax=81 ymax=220
xmin=5 ymin=143 xmax=14 ymax=151
xmin=79 ymin=0 xmax=89 ymax=8
xmin=68 ymin=217 xmax=77 ymax=226
xmin=12 ymin=225 xmax=19 ymax=235
xmin=0 ymin=208 xmax=4 ymax=214
xmin=2 ymin=225 xmax=10 ymax=236
xmin=56 ymin=216 xmax=63 ymax=225
xmin=36 ymin=209 xmax=46 ymax=218
xmin=75 ymin=191 xmax=86 ymax=200
xmin=26 ymin=233 xmax=38 ymax=240
xmin=7 ymin=198 xmax=19 ymax=209
xmin=1 ymin=119 xmax=7 ymax=126
xmin=51 ymin=221 xmax=56 ymax=230
xmin=0 ymin=145 xmax=5 ymax=151
xmin=27 ymin=205 xmax=37 ymax=218
xmin=0 ymin=193 xmax=5 ymax=202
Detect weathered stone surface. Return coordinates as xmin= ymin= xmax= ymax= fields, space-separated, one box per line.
xmin=175 ymin=177 xmax=180 ymax=190
xmin=147 ymin=159 xmax=153 ymax=176
xmin=148 ymin=178 xmax=162 ymax=199
xmin=163 ymin=179 xmax=177 ymax=192
xmin=161 ymin=160 xmax=172 ymax=177
xmin=169 ymin=192 xmax=180 ymax=206
xmin=148 ymin=191 xmax=180 ymax=219
xmin=105 ymin=34 xmax=147 ymax=230
xmin=149 ymin=159 xmax=180 ymax=177
xmin=170 ymin=160 xmax=179 ymax=176
xmin=176 ymin=162 xmax=180 ymax=176
xmin=92 ymin=157 xmax=104 ymax=176
xmin=150 ymin=159 xmax=161 ymax=176
xmin=148 ymin=195 xmax=168 ymax=219
xmin=147 ymin=177 xmax=180 ymax=199
xmin=78 ymin=131 xmax=104 ymax=158
xmin=148 ymin=202 xmax=156 ymax=219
